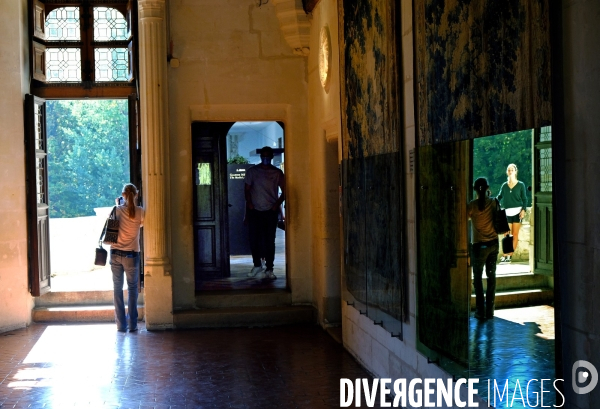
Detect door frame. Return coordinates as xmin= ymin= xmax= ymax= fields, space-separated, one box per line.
xmin=189 ymin=104 xmax=292 ymax=290
xmin=25 ymin=95 xmax=142 ymax=295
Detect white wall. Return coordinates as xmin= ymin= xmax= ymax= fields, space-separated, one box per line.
xmin=227 ymin=121 xmax=283 ymax=164
xmin=167 ymin=0 xmax=310 ymax=308
xmin=306 ymin=0 xmax=343 ymax=326
xmin=0 ymin=0 xmax=34 ymax=332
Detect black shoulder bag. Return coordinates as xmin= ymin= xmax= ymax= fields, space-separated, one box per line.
xmin=94 ymin=207 xmax=119 ymax=266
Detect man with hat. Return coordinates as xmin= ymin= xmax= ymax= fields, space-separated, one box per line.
xmin=244 ymin=146 xmax=285 ymax=279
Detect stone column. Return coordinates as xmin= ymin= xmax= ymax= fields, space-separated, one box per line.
xmin=138 ymin=0 xmax=173 ymax=329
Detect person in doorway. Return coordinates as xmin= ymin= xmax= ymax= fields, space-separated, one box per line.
xmin=497 ymin=163 xmax=528 ymax=264
xmin=244 ymin=146 xmax=285 ymax=280
xmin=111 ymin=183 xmax=144 ymax=332
xmin=467 ymin=177 xmax=499 ymax=320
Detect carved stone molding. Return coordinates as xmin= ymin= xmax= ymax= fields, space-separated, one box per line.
xmin=322 ymin=117 xmax=339 ymax=143
xmin=271 ymin=0 xmax=311 ymax=56
xmin=138 ymin=0 xmax=165 ymax=20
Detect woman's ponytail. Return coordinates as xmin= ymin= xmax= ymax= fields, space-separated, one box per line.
xmin=121 ymin=183 xmax=138 ymax=220
xmin=473 ymin=178 xmax=489 ymax=211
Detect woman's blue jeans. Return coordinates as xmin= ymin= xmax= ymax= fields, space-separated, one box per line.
xmin=471 ymin=241 xmax=499 ymax=318
xmin=110 ymin=252 xmax=139 ymax=331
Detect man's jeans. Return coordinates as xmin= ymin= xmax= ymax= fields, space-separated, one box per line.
xmin=110 ymin=253 xmax=139 ymax=330
xmin=247 ymin=208 xmax=278 ymax=269
xmin=471 ymin=241 xmax=499 ymax=317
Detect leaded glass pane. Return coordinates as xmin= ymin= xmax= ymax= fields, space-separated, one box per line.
xmin=34 ymin=103 xmax=44 ymax=151
xmin=94 ymin=7 xmax=128 ymax=41
xmin=540 ymin=126 xmax=552 ymax=142
xmin=197 ymin=163 xmax=212 ymax=185
xmin=46 ymin=7 xmax=80 ymax=41
xmin=95 ymin=48 xmax=129 ymax=81
xmin=46 ymin=48 xmax=82 ymax=82
xmin=539 ymin=148 xmax=552 ymax=192
xmin=36 ymin=158 xmax=46 ymax=204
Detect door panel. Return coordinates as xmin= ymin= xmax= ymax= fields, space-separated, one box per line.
xmin=191 ymin=122 xmax=234 ymax=287
xmin=196 ymin=227 xmax=216 ymax=265
xmin=25 ymin=94 xmax=51 ymax=296
xmin=128 ymin=94 xmax=144 ymax=290
xmin=417 ymin=140 xmax=470 ymax=368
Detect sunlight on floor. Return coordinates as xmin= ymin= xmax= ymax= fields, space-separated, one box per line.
xmin=494 ymin=305 xmax=555 ymax=340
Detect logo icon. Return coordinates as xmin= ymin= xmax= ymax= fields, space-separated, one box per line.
xmin=572 ymin=360 xmax=598 ymax=394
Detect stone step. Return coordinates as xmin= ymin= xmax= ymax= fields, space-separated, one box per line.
xmin=173 ymin=305 xmax=315 ymax=328
xmin=195 ymin=289 xmax=292 ymax=309
xmin=481 ymin=272 xmax=550 ymax=292
xmin=35 ymin=290 xmax=144 ymax=307
xmin=32 ymin=305 xmax=145 ymax=323
xmin=471 ymin=287 xmax=553 ymax=309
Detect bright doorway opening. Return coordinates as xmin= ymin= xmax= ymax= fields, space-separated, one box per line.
xmin=470 ymin=127 xmax=555 ymax=406
xmin=46 ymin=99 xmax=130 ymax=292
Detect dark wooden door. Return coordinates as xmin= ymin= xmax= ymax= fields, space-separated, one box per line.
xmin=533 ymin=126 xmax=553 ymax=275
xmin=128 ymin=94 xmax=144 ymax=290
xmin=191 ymin=122 xmax=234 ymax=287
xmin=417 ymin=141 xmax=470 ymax=368
xmin=25 ymin=94 xmax=51 ymax=296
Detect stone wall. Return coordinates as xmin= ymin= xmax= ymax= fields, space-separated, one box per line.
xmin=0 ymin=0 xmax=33 ymax=333
xmin=499 ymin=206 xmax=531 ymax=262
xmin=167 ymin=0 xmax=310 ymax=309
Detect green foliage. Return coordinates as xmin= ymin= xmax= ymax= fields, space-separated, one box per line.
xmin=227 ymin=155 xmax=249 ymax=164
xmin=473 ymin=130 xmax=532 ymax=206
xmin=46 ymin=100 xmax=130 ymax=218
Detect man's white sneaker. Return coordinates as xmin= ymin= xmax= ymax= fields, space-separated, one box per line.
xmin=265 ymin=269 xmax=277 ymax=280
xmin=247 ymin=266 xmax=264 ymax=277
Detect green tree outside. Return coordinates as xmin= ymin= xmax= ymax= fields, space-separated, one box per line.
xmin=473 ymin=130 xmax=533 ymax=206
xmin=46 ymin=100 xmax=130 ymax=218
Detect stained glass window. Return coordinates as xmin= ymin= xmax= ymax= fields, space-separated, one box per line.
xmin=46 ymin=48 xmax=82 ymax=82
xmin=95 ymin=48 xmax=129 ymax=81
xmin=94 ymin=7 xmax=128 ymax=41
xmin=46 ymin=7 xmax=80 ymax=41
xmin=540 ymin=126 xmax=552 ymax=142
xmin=539 ymin=148 xmax=552 ymax=192
xmin=35 ymin=3 xmax=134 ymax=87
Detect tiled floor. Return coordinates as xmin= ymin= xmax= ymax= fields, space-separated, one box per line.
xmin=0 ymin=307 xmax=556 ymax=408
xmin=196 ymin=253 xmax=287 ymax=291
xmin=470 ymin=305 xmax=556 ymax=408
xmin=0 ymin=324 xmax=379 ymax=409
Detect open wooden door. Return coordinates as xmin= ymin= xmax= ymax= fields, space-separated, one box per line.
xmin=191 ymin=122 xmax=234 ymax=288
xmin=128 ymin=94 xmax=143 ymax=290
xmin=25 ymin=94 xmax=51 ymax=296
xmin=417 ymin=140 xmax=471 ymax=369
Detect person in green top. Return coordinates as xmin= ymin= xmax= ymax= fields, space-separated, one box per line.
xmin=497 ymin=163 xmax=528 ymax=264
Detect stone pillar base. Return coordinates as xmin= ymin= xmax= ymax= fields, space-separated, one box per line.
xmin=144 ymin=264 xmax=173 ymax=329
